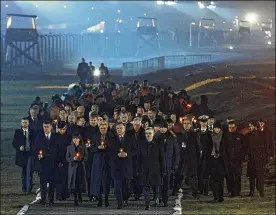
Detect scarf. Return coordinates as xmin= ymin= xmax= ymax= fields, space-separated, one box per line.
xmin=211 ymin=130 xmax=223 ymax=156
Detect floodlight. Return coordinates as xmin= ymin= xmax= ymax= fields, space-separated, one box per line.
xmin=268 ymin=41 xmax=271 ymax=45
xmin=94 ymin=69 xmax=100 ymax=76
xmin=245 ymin=13 xmax=258 ymax=24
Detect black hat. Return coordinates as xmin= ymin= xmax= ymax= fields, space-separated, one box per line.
xmin=213 ymin=121 xmax=222 ymax=129
xmin=72 ymin=132 xmax=81 ymax=139
xmin=57 ymin=121 xmax=67 ymax=128
xmin=160 ymin=121 xmax=168 ymax=128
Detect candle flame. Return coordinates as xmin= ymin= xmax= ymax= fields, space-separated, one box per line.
xmin=87 ymin=139 xmax=91 ymax=144
xmin=101 ymin=140 xmax=104 ymax=145
xmin=76 ymin=152 xmax=80 ymax=157
xmin=120 ymin=148 xmax=123 ymax=152
xmin=39 ymin=150 xmax=43 ymax=155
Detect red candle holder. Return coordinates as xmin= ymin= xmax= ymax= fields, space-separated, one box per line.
xmin=76 ymin=152 xmax=81 ymax=158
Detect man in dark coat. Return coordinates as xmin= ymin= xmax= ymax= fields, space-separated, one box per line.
xmin=55 ymin=122 xmax=71 ymax=201
xmin=107 ymin=123 xmax=136 ymax=209
xmin=197 ymin=115 xmax=213 ymax=196
xmin=130 ymin=118 xmax=146 ymax=201
xmin=224 ymin=120 xmax=245 ymax=197
xmin=77 ymin=58 xmax=89 ymax=84
xmin=34 ymin=121 xmax=59 ymax=205
xmin=246 ymin=121 xmax=269 ymax=197
xmin=177 ymin=118 xmax=201 ymax=199
xmin=99 ymin=63 xmax=110 ymax=82
xmin=90 ymin=121 xmax=113 ymax=207
xmin=137 ymin=127 xmax=166 ymax=210
xmin=158 ymin=121 xmax=180 ymax=207
xmin=12 ymin=117 xmax=36 ymax=194
xmin=258 ymin=119 xmax=274 ymax=159
xmin=84 ymin=114 xmax=99 ymax=200
xmin=27 ymin=105 xmax=43 ymax=133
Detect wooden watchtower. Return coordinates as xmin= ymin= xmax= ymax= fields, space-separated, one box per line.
xmin=4 ymin=14 xmax=43 ymax=72
xmin=136 ymin=17 xmax=160 ymax=56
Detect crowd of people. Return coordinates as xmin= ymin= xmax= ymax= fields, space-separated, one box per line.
xmin=12 ymin=76 xmax=274 ymax=210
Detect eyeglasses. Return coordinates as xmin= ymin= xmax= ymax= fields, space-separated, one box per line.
xmin=145 ymin=133 xmax=153 ymax=135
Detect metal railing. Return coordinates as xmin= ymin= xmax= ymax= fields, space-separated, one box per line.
xmin=122 ymin=54 xmax=212 ymax=76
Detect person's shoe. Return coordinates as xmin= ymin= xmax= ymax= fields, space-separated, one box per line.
xmin=163 ymin=201 xmax=168 ymax=207
xmin=40 ymin=200 xmax=46 ymax=205
xmin=247 ymin=191 xmax=254 ymax=197
xmin=74 ymin=200 xmax=78 ymax=206
xmin=123 ymin=201 xmax=128 ymax=207
xmin=105 ymin=202 xmax=110 ymax=207
xmin=78 ymin=195 xmax=83 ymax=203
xmin=117 ymin=204 xmax=123 ymax=209
xmin=153 ymin=198 xmax=159 ymax=207
xmin=218 ymin=197 xmax=224 ymax=202
xmin=89 ymin=196 xmax=93 ymax=201
xmin=49 ymin=200 xmax=55 ymax=205
xmin=145 ymin=205 xmax=150 ymax=210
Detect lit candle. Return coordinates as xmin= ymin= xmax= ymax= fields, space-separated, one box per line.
xmin=87 ymin=139 xmax=91 ymax=144
xmin=120 ymin=148 xmax=123 ymax=153
xmin=76 ymin=152 xmax=80 ymax=158
xmin=187 ymin=104 xmax=192 ymax=108
xmin=101 ymin=140 xmax=104 ymax=146
xmin=39 ymin=150 xmax=43 ymax=155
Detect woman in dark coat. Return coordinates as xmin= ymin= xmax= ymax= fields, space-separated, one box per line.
xmin=90 ymin=121 xmax=113 ymax=207
xmin=210 ymin=121 xmax=228 ymax=203
xmin=66 ymin=132 xmax=88 ymax=206
xmin=137 ymin=127 xmax=165 ymax=210
xmin=246 ymin=121 xmax=268 ymax=197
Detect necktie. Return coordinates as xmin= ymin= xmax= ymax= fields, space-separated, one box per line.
xmin=24 ymin=130 xmax=30 ymax=151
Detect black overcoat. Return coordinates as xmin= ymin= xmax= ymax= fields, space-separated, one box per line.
xmin=137 ymin=140 xmax=166 ymax=186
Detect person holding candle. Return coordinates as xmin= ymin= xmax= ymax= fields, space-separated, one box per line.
xmin=90 ymin=121 xmax=113 ymax=207
xmin=66 ymin=132 xmax=88 ymax=206
xmin=34 ymin=120 xmax=59 ymax=205
xmin=108 ymin=123 xmax=136 ymax=209
xmin=84 ymin=113 xmax=99 ymax=201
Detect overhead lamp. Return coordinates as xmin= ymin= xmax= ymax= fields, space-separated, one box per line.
xmin=245 ymin=13 xmax=258 ymax=24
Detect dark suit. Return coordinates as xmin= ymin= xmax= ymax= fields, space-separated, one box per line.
xmin=137 ymin=139 xmax=165 ymax=206
xmin=176 ymin=130 xmax=201 ymax=197
xmin=160 ymin=132 xmax=180 ymax=203
xmin=198 ymin=128 xmax=213 ymax=195
xmin=34 ymin=132 xmax=59 ymax=202
xmin=90 ymin=132 xmax=113 ymax=201
xmin=77 ymin=62 xmax=89 ymax=83
xmin=128 ymin=128 xmax=146 ymax=200
xmin=27 ymin=116 xmax=43 ymax=133
xmin=12 ymin=128 xmax=36 ymax=192
xmin=84 ymin=125 xmax=99 ymax=197
xmin=55 ymin=133 xmax=71 ymax=200
xmin=107 ymin=134 xmax=136 ymax=205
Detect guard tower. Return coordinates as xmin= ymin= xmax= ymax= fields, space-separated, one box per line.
xmin=136 ymin=17 xmax=160 ymax=56
xmin=4 ymin=14 xmax=43 ymax=72
xmin=238 ymin=20 xmax=251 ymax=44
xmin=197 ymin=18 xmax=215 ymax=47
xmin=261 ymin=21 xmax=272 ymax=38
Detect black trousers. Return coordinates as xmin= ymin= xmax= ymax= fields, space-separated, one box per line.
xmin=211 ymin=175 xmax=224 ymax=200
xmin=183 ymin=176 xmax=199 ymax=197
xmin=133 ymin=176 xmax=142 ymax=199
xmin=162 ymin=173 xmax=171 ymax=202
xmin=41 ymin=182 xmax=55 ymax=202
xmin=227 ymin=173 xmax=241 ymax=196
xmin=249 ymin=175 xmax=264 ymax=196
xmin=143 ymin=186 xmax=161 ymax=206
xmin=173 ymin=171 xmax=184 ymax=193
xmin=114 ymin=179 xmax=131 ymax=204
